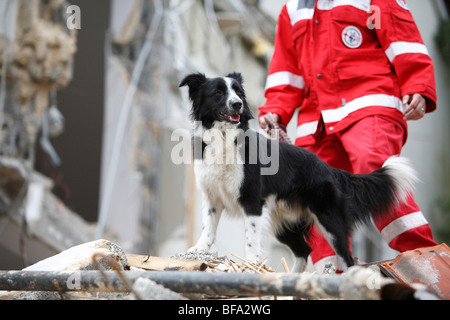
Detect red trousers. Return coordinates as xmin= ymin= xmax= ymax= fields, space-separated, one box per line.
xmin=303 ymin=116 xmax=437 ymax=271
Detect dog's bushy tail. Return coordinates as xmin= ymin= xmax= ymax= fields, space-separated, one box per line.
xmin=343 ymin=156 xmax=419 ymax=225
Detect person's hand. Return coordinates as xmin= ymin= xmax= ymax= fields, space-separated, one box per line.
xmin=402 ymin=94 xmax=426 ymax=121
xmin=259 ymin=113 xmax=281 ymax=130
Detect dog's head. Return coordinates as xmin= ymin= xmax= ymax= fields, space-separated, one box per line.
xmin=179 ymin=72 xmax=253 ymax=129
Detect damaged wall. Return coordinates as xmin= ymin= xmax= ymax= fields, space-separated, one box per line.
xmin=0 ymin=0 xmax=85 ymax=269
xmin=0 ymin=0 xmax=76 ymax=162
xmin=41 ymin=0 xmax=111 ymax=223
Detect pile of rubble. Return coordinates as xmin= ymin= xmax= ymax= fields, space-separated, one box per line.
xmin=172 ymin=250 xmax=276 ymax=274
xmin=0 ymin=239 xmax=187 ymax=300
xmin=0 ymin=239 xmax=447 ymax=300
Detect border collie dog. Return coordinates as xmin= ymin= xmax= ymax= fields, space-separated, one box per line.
xmin=179 ymin=72 xmax=417 ymax=272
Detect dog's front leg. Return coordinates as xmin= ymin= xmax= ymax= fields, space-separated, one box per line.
xmin=188 ymin=198 xmax=222 ymax=253
xmin=244 ymin=212 xmax=269 ymax=264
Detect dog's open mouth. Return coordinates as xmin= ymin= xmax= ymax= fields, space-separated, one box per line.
xmin=218 ymin=111 xmax=240 ymax=123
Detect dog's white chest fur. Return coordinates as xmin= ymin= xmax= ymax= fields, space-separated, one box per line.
xmin=194 ymin=122 xmax=244 ymax=217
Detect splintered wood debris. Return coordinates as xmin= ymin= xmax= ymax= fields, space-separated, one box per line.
xmin=171 ymin=251 xmax=277 ymax=274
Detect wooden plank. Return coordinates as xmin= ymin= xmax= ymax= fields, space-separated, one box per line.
xmin=126 ymin=254 xmax=207 ymax=272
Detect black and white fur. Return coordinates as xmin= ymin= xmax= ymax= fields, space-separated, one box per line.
xmin=179 ymin=72 xmax=418 ymax=272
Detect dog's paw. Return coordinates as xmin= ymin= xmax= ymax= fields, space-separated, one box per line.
xmin=188 ymin=238 xmax=213 ymax=253
xmin=187 ymin=246 xmax=199 ymax=253
xmin=187 ymin=245 xmax=209 ymax=253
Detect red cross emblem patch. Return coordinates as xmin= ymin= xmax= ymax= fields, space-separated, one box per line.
xmin=342 ymin=26 xmax=363 ymax=49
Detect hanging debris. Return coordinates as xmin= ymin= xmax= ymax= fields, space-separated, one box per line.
xmin=0 ymin=0 xmax=85 ymax=269
xmin=0 ymin=0 xmax=76 ymax=159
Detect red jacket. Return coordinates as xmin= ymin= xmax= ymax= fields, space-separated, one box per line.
xmin=259 ymin=0 xmax=437 ymax=147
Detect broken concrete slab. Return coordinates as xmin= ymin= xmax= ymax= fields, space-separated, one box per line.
xmin=23 ymin=239 xmax=127 ymax=272
xmin=23 ymin=176 xmax=97 ymax=253
xmin=0 ymin=240 xmax=190 ymax=300
xmin=0 ymin=239 xmax=127 ymax=300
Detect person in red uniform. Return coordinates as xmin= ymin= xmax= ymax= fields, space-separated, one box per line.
xmin=258 ymin=0 xmax=438 ymax=272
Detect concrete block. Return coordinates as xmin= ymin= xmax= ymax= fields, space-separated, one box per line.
xmin=0 ymin=239 xmax=128 ymax=300
xmin=23 ymin=239 xmax=127 ymax=272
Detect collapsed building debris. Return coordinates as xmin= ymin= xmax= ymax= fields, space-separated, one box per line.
xmin=0 ymin=157 xmax=27 ymax=215
xmin=379 ymin=243 xmax=450 ymax=299
xmin=171 ymin=250 xmax=277 ymax=273
xmin=0 ymin=0 xmax=88 ymax=268
xmin=0 ymin=239 xmax=186 ymax=300
xmin=0 ymin=0 xmax=76 ymax=161
xmin=0 ymin=239 xmax=444 ymax=300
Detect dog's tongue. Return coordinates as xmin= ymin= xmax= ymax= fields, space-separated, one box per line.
xmin=229 ymin=114 xmax=240 ymax=122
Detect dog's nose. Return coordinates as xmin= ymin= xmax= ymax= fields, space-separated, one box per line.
xmin=231 ymin=101 xmax=243 ymax=111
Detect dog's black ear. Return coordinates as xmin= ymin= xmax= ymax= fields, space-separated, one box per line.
xmin=226 ymin=72 xmax=243 ymax=84
xmin=179 ymin=73 xmax=207 ymax=91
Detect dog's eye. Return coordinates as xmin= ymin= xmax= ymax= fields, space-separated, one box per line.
xmin=232 ymin=88 xmax=243 ymax=97
xmin=214 ymin=90 xmax=223 ymax=96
